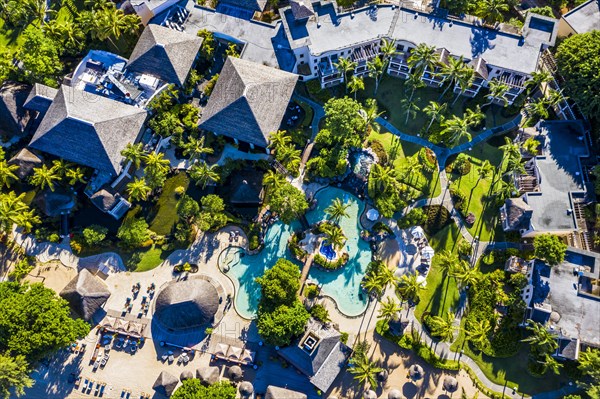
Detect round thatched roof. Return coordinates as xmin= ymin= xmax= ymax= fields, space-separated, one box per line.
xmin=153 ymin=371 xmax=179 ymax=397
xmin=443 ymin=376 xmax=458 ymax=392
xmin=377 ymin=369 xmax=389 ymax=383
xmin=388 ymin=388 xmax=402 ymax=399
xmin=154 ymin=278 xmax=221 ymax=331
xmin=59 ymin=269 xmax=111 ymax=321
xmin=196 ymin=366 xmax=220 ymax=386
xmin=408 ymin=364 xmax=424 ymax=380
xmin=363 ymin=390 xmax=377 ymax=399
xmin=239 ymin=381 xmax=254 ymax=397
xmin=180 ymin=370 xmax=193 ymax=382
xmin=228 ymin=365 xmax=243 ymax=381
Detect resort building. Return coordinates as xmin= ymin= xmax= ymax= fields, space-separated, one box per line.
xmin=23 ymin=83 xmax=58 ymax=115
xmin=60 ymin=269 xmax=112 ymax=322
xmin=265 ymin=385 xmax=308 ymax=399
xmin=199 ymin=57 xmax=298 ymax=151
xmin=557 ymin=0 xmax=600 ymax=37
xmin=500 ymin=122 xmax=593 ymax=247
xmin=0 ymin=82 xmax=34 ymax=138
xmin=278 ymin=3 xmax=558 ymax=103
xmin=126 ymin=0 xmax=182 ymax=25
xmin=278 ymin=318 xmax=350 ymax=393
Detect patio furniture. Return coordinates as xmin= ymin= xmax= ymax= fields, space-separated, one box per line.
xmin=388 ymin=389 xmax=402 ymax=399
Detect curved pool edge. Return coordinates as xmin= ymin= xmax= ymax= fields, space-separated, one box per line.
xmin=216 ymin=245 xmax=256 ymax=322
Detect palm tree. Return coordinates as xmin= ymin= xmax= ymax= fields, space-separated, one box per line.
xmin=263 ymin=170 xmax=286 ymax=191
xmin=495 ymin=180 xmax=518 ymax=201
xmin=189 ymin=161 xmax=220 ymax=188
xmin=277 ymin=144 xmax=302 ymax=172
xmin=121 ymin=143 xmax=146 ymax=169
xmin=30 ymin=164 xmax=60 ymax=191
xmin=368 ymin=56 xmax=385 ymax=95
xmin=423 ymin=101 xmax=447 ymax=133
xmin=377 ymin=265 xmax=397 ymax=291
xmin=476 ymin=0 xmax=509 ymax=24
xmin=464 ymin=105 xmax=485 ymax=127
xmin=144 ymin=151 xmax=171 ymax=176
xmin=498 ymin=136 xmax=521 ymax=171
xmin=484 ymin=79 xmax=510 ymax=107
xmin=361 ymin=98 xmax=383 ymax=135
xmin=465 ymin=319 xmax=491 ymax=348
xmin=368 ymin=164 xmax=396 ymax=194
xmin=451 ymin=66 xmax=475 ymax=107
xmin=405 ymin=72 xmax=425 ymax=103
xmin=182 ymin=135 xmax=213 ymax=161
xmin=334 ymin=57 xmax=357 ymax=93
xmin=325 ymin=198 xmax=350 ymax=224
xmin=362 ymin=273 xmax=384 ymax=298
xmin=525 ymin=98 xmax=549 ymax=122
xmin=378 ymin=296 xmax=401 ymax=323
xmin=348 ymin=75 xmax=365 ymax=100
xmin=51 ymin=159 xmax=72 ymax=177
xmin=400 ymin=97 xmax=421 ymax=125
xmin=428 ymin=311 xmax=457 ymax=342
xmin=545 ymin=89 xmax=566 ymax=111
xmin=126 ymin=177 xmax=152 ymax=202
xmin=436 ymin=250 xmax=458 ymax=279
xmin=453 ymin=262 xmax=481 ymax=289
xmin=476 ymin=160 xmax=494 ymax=185
xmin=17 ymin=208 xmax=40 ymax=234
xmin=371 ymin=39 xmax=397 ymax=94
xmin=407 ymin=43 xmax=437 ymax=76
xmin=396 ymin=272 xmax=423 ymax=304
xmin=522 ymin=320 xmax=559 ymax=354
xmin=0 ymin=160 xmax=19 ymax=188
xmin=268 ymin=130 xmax=291 ymax=152
xmin=438 ymin=56 xmax=467 ymax=100
xmin=525 ymin=71 xmax=551 ymax=95
xmin=321 ymin=223 xmax=345 ymax=251
xmin=349 ymin=356 xmax=382 ymax=389
xmin=521 ymin=137 xmax=540 ymax=155
xmin=65 ymin=167 xmax=86 ymax=186
xmin=0 ymin=192 xmax=29 ymax=233
xmin=442 ymin=116 xmax=471 ymax=147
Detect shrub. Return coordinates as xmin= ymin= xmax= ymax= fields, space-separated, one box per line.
xmin=397 ymin=208 xmax=427 ymax=229
xmin=82 ymin=225 xmax=108 ymax=246
xmin=452 ymin=154 xmax=472 ymax=175
xmin=9 ymin=258 xmax=34 ymax=281
xmin=48 ymin=233 xmax=60 ymax=243
xmin=368 ymin=139 xmax=388 ymax=165
xmin=310 ymin=304 xmax=330 ymax=323
xmin=422 ymin=205 xmax=451 ymax=235
xmin=70 ymin=239 xmax=83 ymax=254
xmin=304 ymin=284 xmax=319 ymax=298
xmin=203 ymin=73 xmax=219 ymax=97
xmin=117 ymin=217 xmax=151 ymax=248
xmin=340 ymin=332 xmax=349 ymax=344
xmin=314 ymin=252 xmax=349 ymax=270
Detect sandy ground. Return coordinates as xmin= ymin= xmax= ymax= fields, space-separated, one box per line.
xmin=378 ymin=238 xmax=402 ymax=269
xmin=25 ymin=261 xmax=77 ymax=293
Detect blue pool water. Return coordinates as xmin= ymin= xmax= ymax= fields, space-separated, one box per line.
xmin=320 ymin=243 xmax=337 ymax=260
xmin=221 ymin=187 xmax=370 ymax=319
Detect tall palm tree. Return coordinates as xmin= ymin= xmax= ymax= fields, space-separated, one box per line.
xmin=268 ymin=130 xmax=291 ymax=151
xmin=484 ymin=79 xmax=510 ymax=107
xmin=377 ymin=265 xmax=397 ymax=291
xmin=407 ymin=43 xmax=438 ymax=76
xmin=442 ymin=116 xmax=471 ymax=146
xmin=65 ymin=167 xmax=86 ymax=186
xmin=396 ymin=272 xmax=423 ymax=304
xmin=525 ymin=71 xmax=551 ymax=95
xmin=277 ymin=144 xmax=302 ymax=172
xmin=372 ymin=38 xmax=397 ymax=94
xmin=545 ymin=89 xmax=566 ymax=111
xmin=325 ymin=198 xmax=350 ymax=224
xmin=400 ymin=97 xmax=421 ymax=125
xmin=321 ymin=223 xmax=345 ymax=251
xmin=495 ymin=180 xmax=518 ymax=201
xmin=144 ymin=151 xmax=171 ymax=176
xmin=525 ymin=98 xmax=550 ymax=121
xmin=498 ymin=136 xmax=521 ymax=171
xmin=378 ymin=296 xmax=401 ymax=323
xmin=348 ymin=75 xmax=365 ymax=100
xmin=423 ymin=101 xmax=447 ymax=133
xmin=453 ymin=262 xmax=481 ymax=289
xmin=522 ymin=320 xmax=559 ymax=354
xmin=476 ymin=0 xmax=509 ymax=24
xmin=438 ymin=56 xmax=467 ymax=100
xmin=189 ymin=161 xmax=220 ymax=188
xmin=405 ymin=72 xmax=425 ymax=103
xmin=368 ymin=164 xmax=396 ymax=194
xmin=428 ymin=311 xmax=457 ymax=342
xmin=464 ymin=105 xmax=485 ymax=127
xmin=476 ymin=160 xmax=494 ymax=185
xmin=121 ymin=143 xmax=146 ymax=169
xmin=263 ymin=170 xmax=286 ymax=191
xmin=368 ymin=56 xmax=385 ymax=95
xmin=436 ymin=250 xmax=458 ymax=279
xmin=51 ymin=159 xmax=72 ymax=177
xmin=0 ymin=160 xmax=19 ymax=188
xmin=126 ymin=177 xmax=152 ymax=202
xmin=361 ymin=98 xmax=383 ymax=135
xmin=30 ymin=164 xmax=60 ymax=191
xmin=334 ymin=57 xmax=357 ymax=93
xmin=0 ymin=192 xmax=29 ymax=233
xmin=465 ymin=319 xmax=491 ymax=348
xmin=362 ymin=273 xmax=384 ymax=298
xmin=182 ymin=135 xmax=213 ymax=161
xmin=349 ymin=356 xmax=382 ymax=390
xmin=451 ymin=67 xmax=475 ymax=107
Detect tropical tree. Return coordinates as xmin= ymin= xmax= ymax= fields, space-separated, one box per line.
xmin=0 ymin=353 xmax=34 ymax=399
xmin=436 ymin=250 xmax=458 ymax=279
xmin=361 ymin=98 xmax=383 ymax=135
xmin=324 ymin=198 xmax=350 ymax=224
xmin=362 ymin=273 xmax=384 ymax=298
xmin=405 ymin=72 xmax=425 ymax=103
xmin=476 ymin=160 xmax=494 ymax=185
xmin=396 ymin=272 xmax=423 ymax=304
xmin=29 ymin=164 xmax=60 ymax=191
xmin=348 ymin=75 xmax=364 ymax=100
xmin=333 ymin=57 xmax=357 ymax=93
xmin=371 ymin=39 xmax=396 ymax=94
xmin=368 ymin=56 xmax=385 ymax=95
xmin=522 ymin=137 xmax=540 ymax=155
xmin=484 ymin=79 xmax=510 ymax=107
xmin=16 ymin=209 xmax=40 ymax=234
xmin=423 ymin=101 xmax=447 ymax=133
xmin=427 ymin=311 xmax=457 ymax=342
xmin=65 ymin=167 xmax=86 ymax=186
xmin=126 ymin=177 xmax=152 ymax=202
xmin=321 ymin=223 xmax=345 ymax=251
xmin=465 ymin=319 xmax=491 ymax=348
xmin=378 ymin=296 xmax=401 ymax=323
xmin=453 ymin=262 xmax=481 ymax=289
xmin=368 ymin=164 xmax=397 ymax=194
xmin=451 ymin=66 xmax=475 ymax=106
xmin=522 ymin=320 xmax=560 ymax=373
xmin=0 ymin=192 xmax=30 ymax=233
xmin=464 ymin=106 xmax=485 ymax=127
xmin=442 ymin=116 xmax=471 ymax=146
xmin=182 ymin=135 xmax=213 ymax=161
xmin=525 ymin=70 xmax=551 ymax=95
xmin=438 ymin=56 xmax=467 ymax=100
xmin=495 ymin=180 xmax=518 ymax=201
xmin=276 ymin=144 xmax=302 ymax=173
xmin=545 ymin=89 xmax=566 ymax=111
xmin=533 ymin=233 xmax=567 ymax=266
xmin=268 ymin=130 xmax=292 ymax=151
xmin=144 ymin=151 xmax=170 ymax=175
xmin=525 ymin=98 xmax=549 ymax=120
xmin=498 ymin=136 xmax=521 ymax=172
xmin=377 ymin=265 xmax=397 ymax=291
xmin=0 ymin=160 xmax=19 ymax=188
xmin=121 ymin=143 xmax=146 ymax=169
xmin=407 ymin=43 xmax=437 ymax=76
xmin=349 ymin=356 xmax=382 ymax=389
xmin=263 ymin=170 xmax=286 ymax=191
xmin=400 ymin=97 xmax=421 ymax=125
xmin=189 ymin=161 xmax=220 ymax=189
xmin=476 ymin=0 xmax=509 ymax=24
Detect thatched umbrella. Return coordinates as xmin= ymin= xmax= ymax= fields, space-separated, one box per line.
xmin=196 ymin=366 xmax=220 ymax=386
xmin=180 ymin=370 xmax=193 ymax=382
xmin=443 ymin=376 xmax=458 ymax=393
xmin=238 ymin=381 xmax=254 ymax=397
xmin=59 ymin=269 xmax=111 ymax=321
xmin=153 ymin=371 xmax=178 ymax=397
xmin=228 ymin=365 xmax=243 ymax=381
xmin=408 ymin=364 xmax=424 ymax=380
xmin=363 ymin=390 xmax=377 ymax=399
xmin=377 ymin=369 xmax=389 ymax=384
xmin=388 ymin=389 xmax=402 ymax=399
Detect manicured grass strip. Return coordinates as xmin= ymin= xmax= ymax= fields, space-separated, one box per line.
xmin=149 ymin=173 xmax=189 ymax=235
xmin=132 ymin=246 xmax=171 ymax=272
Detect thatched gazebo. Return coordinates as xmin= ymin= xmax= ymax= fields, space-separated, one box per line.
xmin=408 ymin=364 xmax=424 ymax=380
xmin=228 ymin=365 xmax=243 ymax=381
xmin=265 ymin=386 xmax=308 ymax=399
xmin=196 ymin=366 xmax=220 ymax=386
xmin=179 ymin=370 xmax=193 ymax=382
xmin=8 ymin=148 xmax=42 ymax=179
xmin=363 ymin=390 xmax=377 ymax=399
xmin=59 ymin=269 xmax=111 ymax=321
xmin=388 ymin=388 xmax=402 ymax=399
xmin=153 ymin=371 xmax=179 ymax=397
xmin=238 ymin=381 xmax=254 ymax=397
xmin=443 ymin=376 xmax=458 ymax=393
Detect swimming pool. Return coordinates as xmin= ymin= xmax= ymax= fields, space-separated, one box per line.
xmin=319 ymin=243 xmax=337 ymax=261
xmin=221 ymin=187 xmax=370 ymax=319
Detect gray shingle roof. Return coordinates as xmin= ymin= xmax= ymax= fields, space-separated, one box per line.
xmin=153 ymin=371 xmax=179 ymax=397
xmin=28 ymin=86 xmax=147 ymax=175
xmin=265 ymin=386 xmax=307 ymax=399
xmin=221 ymin=0 xmax=267 ymax=11
xmin=469 ymin=57 xmax=489 ymax=80
xmin=24 ymin=83 xmax=58 ymax=114
xmin=199 ymin=57 xmax=297 ymax=148
xmin=60 ymin=269 xmax=111 ymax=321
xmin=0 ymin=82 xmax=32 ymax=137
xmin=127 ymin=24 xmax=203 ymax=86
xmin=290 ymin=0 xmax=314 ymax=20
xmin=502 ymin=197 xmax=533 ymax=231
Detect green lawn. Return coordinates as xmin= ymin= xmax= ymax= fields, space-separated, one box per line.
xmin=132 ymin=245 xmax=172 ymax=272
xmin=149 ymin=173 xmax=190 ymax=235
xmin=414 ymin=224 xmax=462 ymax=320
xmin=357 ymin=75 xmax=518 ymax=144
xmin=0 ymin=18 xmax=27 ymax=50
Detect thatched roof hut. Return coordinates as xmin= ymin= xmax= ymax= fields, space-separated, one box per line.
xmin=179 ymin=370 xmax=193 ymax=382
xmin=265 ymin=386 xmax=308 ymax=399
xmin=8 ymin=148 xmax=43 ymax=179
xmin=443 ymin=376 xmax=458 ymax=392
xmin=238 ymin=381 xmax=254 ymax=397
xmin=0 ymin=81 xmax=32 ymax=137
xmin=59 ymin=269 xmax=111 ymax=321
xmin=153 ymin=371 xmax=179 ymax=397
xmin=228 ymin=365 xmax=243 ymax=381
xmin=196 ymin=366 xmax=220 ymax=386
